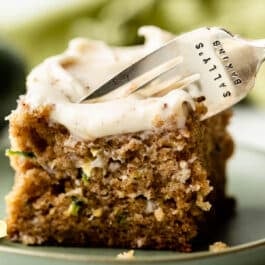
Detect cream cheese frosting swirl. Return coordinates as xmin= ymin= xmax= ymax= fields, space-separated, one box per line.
xmin=22 ymin=26 xmax=196 ymax=140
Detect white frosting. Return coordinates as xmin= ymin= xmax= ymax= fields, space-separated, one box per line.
xmin=23 ymin=26 xmax=196 ymax=140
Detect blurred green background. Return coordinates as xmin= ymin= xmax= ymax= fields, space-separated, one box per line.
xmin=1 ymin=0 xmax=265 ymax=129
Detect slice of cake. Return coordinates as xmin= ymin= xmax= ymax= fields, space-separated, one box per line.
xmin=5 ymin=26 xmax=234 ymax=252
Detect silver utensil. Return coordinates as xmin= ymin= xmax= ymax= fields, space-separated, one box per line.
xmin=80 ymin=27 xmax=265 ymax=119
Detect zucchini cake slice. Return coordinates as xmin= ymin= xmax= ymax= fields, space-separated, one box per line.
xmin=5 ymin=26 xmax=234 ymax=252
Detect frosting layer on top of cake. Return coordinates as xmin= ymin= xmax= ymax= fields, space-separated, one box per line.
xmin=22 ymin=26 xmax=196 ymax=140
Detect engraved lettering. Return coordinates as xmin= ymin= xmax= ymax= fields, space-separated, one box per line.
xmin=213 ymin=40 xmax=221 ymax=46
xmin=203 ymin=57 xmax=211 ymax=64
xmin=226 ymin=63 xmax=233 ymax=70
xmin=234 ymin=79 xmax=242 ymax=85
xmin=223 ymin=91 xmax=231 ymax=97
xmin=219 ymin=82 xmax=227 ymax=88
xmin=195 ymin=42 xmax=204 ymax=49
xmin=231 ymin=71 xmax=239 ymax=77
xmin=209 ymin=65 xmax=217 ymax=72
xmin=214 ymin=74 xmax=222 ymax=81
xmin=211 ymin=39 xmax=242 ymax=94
xmin=219 ymin=48 xmax=225 ymax=55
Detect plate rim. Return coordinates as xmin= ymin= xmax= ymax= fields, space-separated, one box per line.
xmin=0 ymin=144 xmax=264 ymax=263
xmin=0 ymin=239 xmax=264 ymax=263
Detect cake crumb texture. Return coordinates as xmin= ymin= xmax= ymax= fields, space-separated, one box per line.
xmin=6 ymin=102 xmax=233 ymax=252
xmin=209 ymin=241 xmax=229 ymax=252
xmin=116 ymin=250 xmax=135 ymax=260
xmin=0 ymin=220 xmax=7 ymax=238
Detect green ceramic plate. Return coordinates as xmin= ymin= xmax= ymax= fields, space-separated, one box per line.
xmin=0 ymin=145 xmax=264 ymax=265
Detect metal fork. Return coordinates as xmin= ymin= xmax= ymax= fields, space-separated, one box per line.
xmin=80 ymin=27 xmax=265 ymax=119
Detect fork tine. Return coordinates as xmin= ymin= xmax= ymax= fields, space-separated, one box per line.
xmin=119 ymin=56 xmax=183 ymax=98
xmin=151 ymin=73 xmax=200 ymax=97
xmin=135 ymin=72 xmax=200 ymax=98
xmin=83 ymin=57 xmax=182 ymax=102
xmin=131 ymin=60 xmax=183 ymax=96
xmin=79 ymin=39 xmax=178 ymax=102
